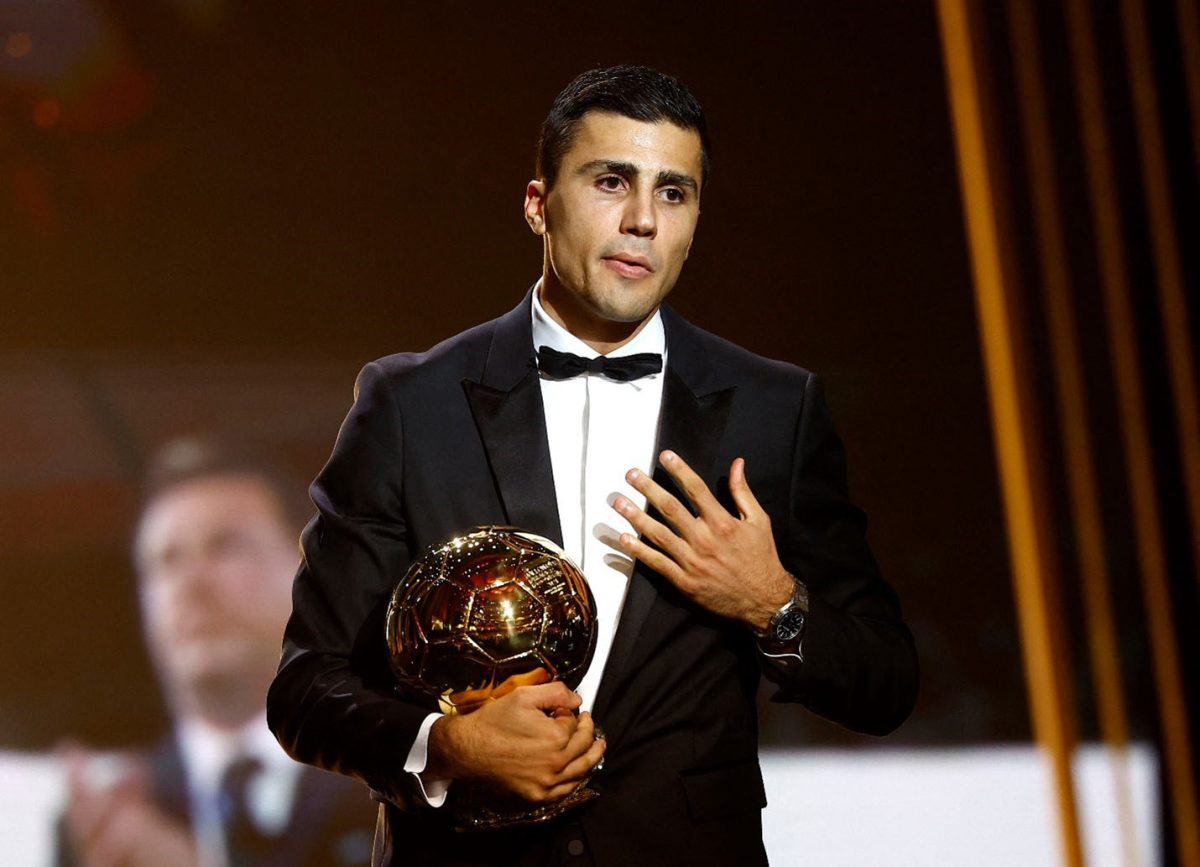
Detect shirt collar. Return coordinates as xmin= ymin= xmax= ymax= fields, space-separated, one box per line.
xmin=531 ymin=279 xmax=666 ymax=360
xmin=176 ymin=714 xmax=297 ymax=796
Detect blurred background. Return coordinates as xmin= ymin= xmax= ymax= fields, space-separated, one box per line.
xmin=0 ymin=1 xmax=1195 ymax=865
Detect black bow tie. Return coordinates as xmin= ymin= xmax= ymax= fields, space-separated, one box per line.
xmin=536 ymin=345 xmax=663 ymax=382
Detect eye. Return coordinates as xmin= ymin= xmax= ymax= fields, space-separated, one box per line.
xmin=660 ymin=187 xmax=686 ymax=204
xmin=597 ymin=175 xmax=625 ymax=192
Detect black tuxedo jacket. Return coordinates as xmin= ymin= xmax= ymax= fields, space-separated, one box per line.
xmin=55 ymin=736 xmax=376 ymax=867
xmin=267 ymin=293 xmax=917 ymax=866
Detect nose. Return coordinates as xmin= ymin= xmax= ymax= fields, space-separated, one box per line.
xmin=168 ymin=550 xmax=218 ymax=601
xmin=620 ymin=187 xmax=656 ymax=238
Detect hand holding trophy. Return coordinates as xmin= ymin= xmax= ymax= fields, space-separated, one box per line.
xmin=385 ymin=526 xmax=600 ymax=831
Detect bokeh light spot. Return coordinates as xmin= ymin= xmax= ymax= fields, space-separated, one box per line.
xmin=5 ymin=32 xmax=32 ymax=59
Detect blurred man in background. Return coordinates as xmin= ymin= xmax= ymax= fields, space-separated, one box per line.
xmin=58 ymin=439 xmax=374 ymax=867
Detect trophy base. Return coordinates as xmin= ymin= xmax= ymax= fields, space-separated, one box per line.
xmin=452 ymin=784 xmax=600 ymax=833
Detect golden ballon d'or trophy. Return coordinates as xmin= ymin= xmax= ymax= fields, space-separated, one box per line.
xmin=385 ymin=526 xmax=600 ymax=832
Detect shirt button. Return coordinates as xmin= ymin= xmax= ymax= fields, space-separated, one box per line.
xmin=567 ymin=838 xmax=585 ymax=856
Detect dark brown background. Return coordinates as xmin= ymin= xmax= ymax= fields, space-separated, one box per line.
xmin=4 ymin=1 xmax=1186 ymax=754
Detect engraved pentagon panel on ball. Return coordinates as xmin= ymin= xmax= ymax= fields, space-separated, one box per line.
xmin=468 ymin=581 xmax=546 ymax=661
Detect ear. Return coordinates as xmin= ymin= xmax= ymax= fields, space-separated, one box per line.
xmin=524 ymin=180 xmax=548 ymax=235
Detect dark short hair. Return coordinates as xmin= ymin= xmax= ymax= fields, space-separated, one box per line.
xmin=535 ymin=65 xmax=710 ymax=189
xmin=139 ymin=437 xmax=310 ymax=533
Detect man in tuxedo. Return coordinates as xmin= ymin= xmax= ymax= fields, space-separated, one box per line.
xmin=59 ymin=440 xmax=375 ymax=867
xmin=267 ymin=65 xmax=918 ymax=866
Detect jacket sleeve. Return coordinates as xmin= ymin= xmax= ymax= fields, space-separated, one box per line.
xmin=760 ymin=372 xmax=919 ymax=736
xmin=266 ymin=360 xmax=433 ymax=806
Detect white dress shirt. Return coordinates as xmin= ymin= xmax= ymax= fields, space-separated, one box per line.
xmin=176 ymin=715 xmax=304 ymax=867
xmin=531 ymin=286 xmax=666 ymax=710
xmin=403 ymin=283 xmax=666 ymax=804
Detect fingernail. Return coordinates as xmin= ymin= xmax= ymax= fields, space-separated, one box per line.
xmin=662 ymin=451 xmax=675 ymax=462
xmin=627 ymin=468 xmax=641 ymax=481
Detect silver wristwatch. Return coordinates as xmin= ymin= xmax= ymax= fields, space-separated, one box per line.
xmin=755 ymin=575 xmax=809 ymax=646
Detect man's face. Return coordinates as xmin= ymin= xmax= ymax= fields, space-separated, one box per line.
xmin=134 ymin=475 xmax=297 ymax=714
xmin=526 ymin=112 xmax=703 ymax=346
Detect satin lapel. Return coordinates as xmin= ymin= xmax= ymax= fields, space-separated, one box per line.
xmin=463 ymin=373 xmax=563 ymax=546
xmin=592 ymin=321 xmax=736 ymax=720
xmin=461 ymin=290 xmax=564 ymax=547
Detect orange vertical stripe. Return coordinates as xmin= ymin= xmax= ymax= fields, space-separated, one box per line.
xmin=1120 ymin=0 xmax=1200 ymax=594
xmin=1006 ymin=2 xmax=1142 ymax=863
xmin=934 ymin=2 xmax=1085 ymax=865
xmin=1064 ymin=0 xmax=1200 ymax=862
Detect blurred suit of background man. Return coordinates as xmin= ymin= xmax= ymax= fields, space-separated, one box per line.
xmin=57 ymin=439 xmax=375 ymax=867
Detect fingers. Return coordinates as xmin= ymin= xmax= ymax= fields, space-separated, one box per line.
xmin=544 ymin=780 xmax=585 ymax=802
xmin=622 ymin=468 xmax=699 ymax=542
xmin=621 ymin=453 xmax=762 ymax=529
xmin=87 ymin=802 xmax=142 ymax=867
xmin=511 ymin=667 xmax=552 ymax=687
xmin=614 ymin=492 xmax=690 ymax=566
xmin=621 ymin=451 xmax=741 ymax=538
xmin=626 ymin=450 xmax=725 ymax=524
xmin=556 ymin=722 xmax=606 ymax=782
xmin=543 ymin=720 xmax=607 ymax=802
xmin=544 ymin=746 xmax=606 ymax=801
xmin=556 ymin=711 xmax=595 ymax=766
xmin=521 ymin=681 xmax=581 ymax=713
xmin=67 ymin=782 xmax=124 ymax=850
xmin=87 ymin=800 xmax=197 ymax=867
xmin=491 ymin=667 xmax=551 ymax=700
xmin=657 ymin=450 xmax=725 ymax=518
xmin=469 ymin=696 xmax=606 ymax=805
xmin=548 ymin=709 xmax=581 ymax=741
xmin=453 ymin=668 xmax=561 ymax=713
xmin=616 ymin=532 xmax=685 ymax=586
xmin=64 ymin=751 xmax=143 ymax=850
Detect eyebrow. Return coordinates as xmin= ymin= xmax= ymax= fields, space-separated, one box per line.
xmin=578 ymin=159 xmax=700 ymax=195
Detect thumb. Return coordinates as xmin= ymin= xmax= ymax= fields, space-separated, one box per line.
xmin=729 ymin=458 xmax=763 ymax=519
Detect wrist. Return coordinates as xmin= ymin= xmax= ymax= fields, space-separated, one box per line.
xmin=752 ymin=572 xmax=809 ymax=646
xmin=749 ymin=569 xmax=799 ymax=632
xmin=425 ymin=713 xmax=469 ymax=781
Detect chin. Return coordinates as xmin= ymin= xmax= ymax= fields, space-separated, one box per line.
xmin=171 ymin=644 xmax=256 ymax=684
xmin=593 ymin=294 xmax=661 ymax=325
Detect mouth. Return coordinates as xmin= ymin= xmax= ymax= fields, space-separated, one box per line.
xmin=172 ymin=614 xmax=230 ymax=641
xmin=601 ymin=253 xmax=654 ymax=279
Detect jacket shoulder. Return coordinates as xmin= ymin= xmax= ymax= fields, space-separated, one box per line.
xmin=356 ymin=316 xmax=503 ymax=400
xmin=377 ymin=317 xmax=497 ymax=375
xmin=672 ymin=313 xmax=815 ymax=390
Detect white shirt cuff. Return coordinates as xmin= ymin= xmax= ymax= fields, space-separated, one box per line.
xmin=402 ymin=712 xmax=451 ymax=807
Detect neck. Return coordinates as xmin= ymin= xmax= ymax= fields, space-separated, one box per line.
xmin=538 ymin=273 xmax=656 ymax=355
xmin=172 ymin=676 xmax=268 ymax=732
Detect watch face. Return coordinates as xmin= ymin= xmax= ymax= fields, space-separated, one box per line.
xmin=774 ymin=610 xmax=806 ymax=642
